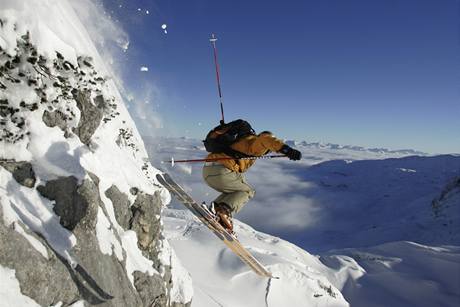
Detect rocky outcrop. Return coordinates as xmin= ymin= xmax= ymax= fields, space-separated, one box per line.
xmin=105 ymin=185 xmax=132 ymax=230
xmin=0 ymin=208 xmax=79 ymax=305
xmin=0 ymin=160 xmax=36 ymax=188
xmin=432 ymin=176 xmax=460 ymax=218
xmin=72 ymin=90 xmax=105 ymax=145
xmin=0 ymin=28 xmax=191 ymax=306
xmin=106 ymin=185 xmax=169 ymax=306
xmin=130 ymin=192 xmax=162 ymax=254
xmin=0 ymin=167 xmax=175 ymax=306
xmin=37 ymin=176 xmax=94 ymax=231
xmin=134 ymin=271 xmax=168 ymax=307
xmin=42 ymin=109 xmax=69 ymax=132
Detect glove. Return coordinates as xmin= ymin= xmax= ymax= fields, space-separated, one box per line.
xmin=280 ymin=145 xmax=302 ymax=161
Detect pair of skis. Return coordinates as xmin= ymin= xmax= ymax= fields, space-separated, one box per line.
xmin=156 ymin=173 xmax=275 ymax=278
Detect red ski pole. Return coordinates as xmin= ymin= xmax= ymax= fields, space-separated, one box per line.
xmin=210 ymin=33 xmax=225 ymax=124
xmin=162 ymin=155 xmax=287 ymax=166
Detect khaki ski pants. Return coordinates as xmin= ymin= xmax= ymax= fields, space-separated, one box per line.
xmin=202 ymin=163 xmax=255 ymax=214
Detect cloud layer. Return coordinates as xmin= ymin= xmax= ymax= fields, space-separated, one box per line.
xmin=147 ymin=137 xmax=460 ymax=252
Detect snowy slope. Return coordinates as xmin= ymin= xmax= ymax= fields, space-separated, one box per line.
xmin=163 ymin=208 xmax=348 ymax=307
xmin=146 ymin=136 xmax=460 ymax=306
xmin=0 ymin=1 xmax=192 ymax=306
xmin=323 ymin=242 xmax=460 ymax=307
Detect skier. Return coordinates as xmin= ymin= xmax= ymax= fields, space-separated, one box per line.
xmin=202 ymin=121 xmax=302 ymax=232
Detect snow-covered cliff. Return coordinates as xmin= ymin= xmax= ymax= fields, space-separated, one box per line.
xmin=0 ymin=1 xmax=191 ymax=306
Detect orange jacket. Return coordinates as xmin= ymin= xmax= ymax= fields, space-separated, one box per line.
xmin=206 ymin=132 xmax=285 ymax=173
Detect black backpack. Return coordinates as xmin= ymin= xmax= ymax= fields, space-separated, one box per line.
xmin=203 ymin=119 xmax=255 ymax=158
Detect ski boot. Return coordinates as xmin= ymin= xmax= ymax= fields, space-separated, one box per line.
xmin=213 ymin=202 xmax=234 ymax=233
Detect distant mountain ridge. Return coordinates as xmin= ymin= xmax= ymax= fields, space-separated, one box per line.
xmin=142 ymin=135 xmax=429 ymax=156
xmin=284 ymin=140 xmax=428 ymax=156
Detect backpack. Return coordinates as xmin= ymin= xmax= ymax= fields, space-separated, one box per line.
xmin=203 ymin=119 xmax=255 ymax=158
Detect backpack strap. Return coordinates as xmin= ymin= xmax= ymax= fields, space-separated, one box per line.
xmin=222 ymin=147 xmax=253 ymax=159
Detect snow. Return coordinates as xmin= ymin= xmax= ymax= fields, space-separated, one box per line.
xmin=50 ymin=300 xmax=85 ymax=307
xmin=0 ymin=0 xmax=103 ymax=67
xmin=324 ymin=242 xmax=460 ymax=307
xmin=121 ymin=230 xmax=159 ymax=285
xmin=140 ymin=66 xmax=149 ymax=72
xmin=12 ymin=222 xmax=49 ymax=259
xmin=158 ymin=237 xmax=194 ymax=304
xmin=163 ymin=208 xmax=348 ymax=306
xmin=27 ymin=115 xmax=86 ymax=182
xmin=0 ymin=168 xmax=77 ymax=264
xmin=0 ymin=266 xmax=41 ymax=307
xmin=95 ymin=207 xmax=123 ymax=260
xmin=146 ymin=136 xmax=460 ymax=306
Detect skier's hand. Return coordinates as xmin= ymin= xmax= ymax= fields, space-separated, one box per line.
xmin=280 ymin=145 xmax=302 ymax=161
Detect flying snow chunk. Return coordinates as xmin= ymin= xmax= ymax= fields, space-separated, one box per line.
xmin=161 ymin=24 xmax=168 ymax=34
xmin=146 ymin=10 xmax=150 ymax=14
xmin=140 ymin=67 xmax=149 ymax=72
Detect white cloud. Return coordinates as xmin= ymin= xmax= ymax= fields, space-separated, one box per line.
xmin=241 ymin=161 xmax=320 ymax=231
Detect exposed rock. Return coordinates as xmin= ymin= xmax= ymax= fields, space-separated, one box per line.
xmin=42 ymin=109 xmax=68 ymax=131
xmin=37 ymin=176 xmax=92 ymax=231
xmin=130 ymin=191 xmax=162 ymax=256
xmin=130 ymin=187 xmax=139 ymax=196
xmin=0 ymin=160 xmax=36 ymax=188
xmin=72 ymin=90 xmax=104 ymax=145
xmin=133 ymin=271 xmax=167 ymax=307
xmin=1 ymin=180 xmax=147 ymax=306
xmin=432 ymin=176 xmax=460 ymax=218
xmin=32 ymin=174 xmax=157 ymax=306
xmin=105 ymin=185 xmax=132 ymax=230
xmin=0 ymin=211 xmax=80 ymax=306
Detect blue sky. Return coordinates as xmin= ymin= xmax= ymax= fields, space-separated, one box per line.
xmin=102 ymin=0 xmax=459 ymax=154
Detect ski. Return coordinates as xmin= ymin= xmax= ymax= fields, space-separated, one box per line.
xmin=156 ymin=173 xmax=275 ymax=278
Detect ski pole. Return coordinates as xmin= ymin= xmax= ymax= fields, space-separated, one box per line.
xmin=162 ymin=155 xmax=287 ymax=166
xmin=210 ymin=33 xmax=225 ymax=124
